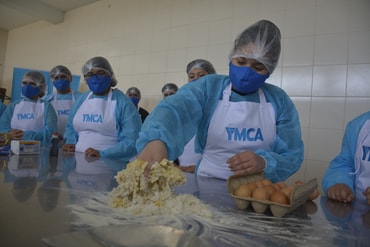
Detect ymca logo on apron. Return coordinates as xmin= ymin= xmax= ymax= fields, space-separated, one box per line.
xmin=197 ymin=83 xmax=276 ymax=179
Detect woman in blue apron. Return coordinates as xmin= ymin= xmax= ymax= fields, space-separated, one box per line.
xmin=136 ymin=20 xmax=304 ymax=183
xmin=63 ymin=56 xmax=141 ymax=161
xmin=178 ymin=59 xmax=217 ymax=173
xmin=44 ymin=65 xmax=82 ymax=143
xmin=0 ymin=71 xmax=57 ymax=146
xmin=323 ymin=111 xmax=370 ymax=205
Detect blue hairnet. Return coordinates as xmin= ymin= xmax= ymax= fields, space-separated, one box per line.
xmin=49 ymin=65 xmax=72 ymax=81
xmin=186 ymin=59 xmax=216 ymax=75
xmin=23 ymin=71 xmax=46 ymax=97
xmin=81 ymin=56 xmax=118 ymax=87
xmin=229 ymin=20 xmax=281 ymax=74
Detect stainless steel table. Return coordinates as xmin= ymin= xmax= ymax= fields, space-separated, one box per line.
xmin=0 ymin=149 xmax=369 ymax=246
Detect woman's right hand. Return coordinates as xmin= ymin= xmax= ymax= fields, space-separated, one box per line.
xmin=179 ymin=165 xmax=195 ymax=173
xmin=327 ymin=183 xmax=355 ymax=203
xmin=137 ymin=140 xmax=168 ymax=177
xmin=8 ymin=129 xmax=24 ymax=140
xmin=62 ymin=144 xmax=75 ymax=152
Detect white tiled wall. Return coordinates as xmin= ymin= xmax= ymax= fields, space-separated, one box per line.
xmin=1 ymin=0 xmax=370 ymax=191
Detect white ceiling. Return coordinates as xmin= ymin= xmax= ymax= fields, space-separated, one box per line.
xmin=0 ymin=0 xmax=100 ymax=31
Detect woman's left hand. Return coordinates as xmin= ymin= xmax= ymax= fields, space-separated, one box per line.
xmin=227 ymin=151 xmax=266 ymax=176
xmin=85 ymin=147 xmax=100 ymax=158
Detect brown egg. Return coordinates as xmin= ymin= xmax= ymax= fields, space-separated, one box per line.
xmin=262 ymin=178 xmax=272 ymax=186
xmin=308 ymin=189 xmax=320 ymax=201
xmin=264 ymin=185 xmax=277 ymax=197
xmin=280 ymin=186 xmax=293 ymax=199
xmin=252 ymin=187 xmax=269 ymax=201
xmin=270 ymin=191 xmax=290 ymax=204
xmin=275 ymin=182 xmax=287 ymax=189
xmin=255 ymin=180 xmax=264 ymax=188
xmin=271 ymin=183 xmax=281 ymax=191
xmin=247 ymin=182 xmax=258 ymax=192
xmin=234 ymin=183 xmax=252 ymax=198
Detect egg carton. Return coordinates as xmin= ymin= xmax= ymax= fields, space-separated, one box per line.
xmin=227 ymin=172 xmax=318 ymax=217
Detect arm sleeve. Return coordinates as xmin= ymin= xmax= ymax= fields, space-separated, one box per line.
xmin=0 ymin=103 xmax=6 ymax=117
xmin=321 ymin=114 xmax=368 ymax=194
xmin=0 ymin=101 xmax=17 ymax=132
xmin=136 ymin=75 xmax=225 ymax=160
xmin=100 ymin=91 xmax=142 ymax=160
xmin=255 ymin=86 xmax=304 ymax=182
xmin=23 ymin=101 xmax=58 ymax=146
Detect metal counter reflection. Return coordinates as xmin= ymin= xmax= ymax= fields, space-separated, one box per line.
xmin=320 ymin=196 xmax=370 ymax=246
xmin=64 ymin=152 xmax=125 ymax=193
xmin=0 ymin=148 xmax=126 ymax=211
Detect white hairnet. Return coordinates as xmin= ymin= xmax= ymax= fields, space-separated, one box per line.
xmin=161 ymin=83 xmax=178 ymax=94
xmin=82 ymin=56 xmax=118 ymax=87
xmin=126 ymin=87 xmax=141 ymax=98
xmin=23 ymin=71 xmax=46 ymax=97
xmin=49 ymin=65 xmax=72 ymax=81
xmin=229 ymin=20 xmax=281 ymax=74
xmin=186 ymin=59 xmax=216 ymax=75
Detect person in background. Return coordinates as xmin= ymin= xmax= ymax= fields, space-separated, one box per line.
xmin=322 ymin=111 xmax=370 ymax=205
xmin=136 ymin=20 xmax=304 ymax=182
xmin=63 ymin=56 xmax=141 ymax=160
xmin=186 ymin=59 xmax=216 ymax=82
xmin=0 ymin=71 xmax=57 ymax=146
xmin=126 ymin=87 xmax=149 ymax=123
xmin=161 ymin=83 xmax=178 ymax=98
xmin=44 ymin=65 xmax=82 ymax=142
xmin=160 ymin=82 xmax=180 ymax=166
xmin=178 ymin=59 xmax=217 ymax=173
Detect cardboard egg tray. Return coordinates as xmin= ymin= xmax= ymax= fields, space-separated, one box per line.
xmin=227 ymin=172 xmax=318 ymax=217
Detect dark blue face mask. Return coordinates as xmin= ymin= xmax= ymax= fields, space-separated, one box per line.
xmin=229 ymin=61 xmax=269 ymax=94
xmin=22 ymin=84 xmax=40 ymax=98
xmin=53 ymin=78 xmax=70 ymax=91
xmin=130 ymin=97 xmax=140 ymax=106
xmin=86 ymin=75 xmax=111 ymax=94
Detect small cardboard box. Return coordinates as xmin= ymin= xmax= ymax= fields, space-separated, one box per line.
xmin=227 ymin=172 xmax=318 ymax=218
xmin=10 ymin=140 xmax=40 ymax=155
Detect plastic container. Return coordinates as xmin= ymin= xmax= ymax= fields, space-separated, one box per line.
xmin=227 ymin=172 xmax=318 ymax=217
xmin=11 ymin=140 xmax=40 ymax=155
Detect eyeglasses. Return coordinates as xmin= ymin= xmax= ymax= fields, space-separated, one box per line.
xmin=84 ymin=70 xmax=108 ymax=79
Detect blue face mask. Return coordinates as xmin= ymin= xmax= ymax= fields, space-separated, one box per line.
xmin=22 ymin=84 xmax=40 ymax=98
xmin=86 ymin=75 xmax=111 ymax=94
xmin=130 ymin=97 xmax=140 ymax=106
xmin=229 ymin=62 xmax=269 ymax=94
xmin=53 ymin=78 xmax=70 ymax=91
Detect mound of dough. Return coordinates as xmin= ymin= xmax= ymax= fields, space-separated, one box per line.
xmin=108 ymin=159 xmax=211 ymax=217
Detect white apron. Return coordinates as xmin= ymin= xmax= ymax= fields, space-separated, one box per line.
xmin=354 ymin=119 xmax=370 ymax=200
xmin=197 ymin=83 xmax=276 ymax=179
xmin=178 ymin=136 xmax=202 ymax=166
xmin=11 ymin=99 xmax=44 ymax=131
xmin=73 ymin=90 xmax=118 ymax=153
xmin=51 ymin=92 xmax=76 ymax=136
